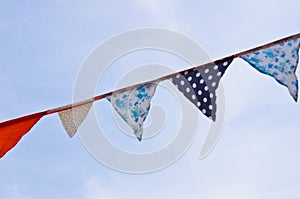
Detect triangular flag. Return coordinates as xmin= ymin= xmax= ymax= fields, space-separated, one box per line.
xmin=240 ymin=38 xmax=300 ymax=101
xmin=107 ymin=83 xmax=157 ymax=141
xmin=0 ymin=111 xmax=46 ymax=158
xmin=170 ymin=57 xmax=234 ymax=121
xmin=58 ymin=102 xmax=93 ymax=137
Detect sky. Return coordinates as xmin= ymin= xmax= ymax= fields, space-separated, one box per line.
xmin=0 ymin=0 xmax=300 ymax=198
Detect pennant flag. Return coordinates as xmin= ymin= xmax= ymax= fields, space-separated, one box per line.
xmin=58 ymin=102 xmax=93 ymax=137
xmin=240 ymin=38 xmax=300 ymax=101
xmin=0 ymin=111 xmax=46 ymax=158
xmin=107 ymin=83 xmax=157 ymax=141
xmin=170 ymin=57 xmax=234 ymax=121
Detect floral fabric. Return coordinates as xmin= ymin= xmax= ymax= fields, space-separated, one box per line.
xmin=241 ymin=38 xmax=300 ymax=101
xmin=107 ymin=83 xmax=157 ymax=141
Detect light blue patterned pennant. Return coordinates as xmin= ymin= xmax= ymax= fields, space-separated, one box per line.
xmin=107 ymin=83 xmax=157 ymax=141
xmin=240 ymin=38 xmax=300 ymax=101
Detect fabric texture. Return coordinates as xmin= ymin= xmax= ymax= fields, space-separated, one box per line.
xmin=240 ymin=38 xmax=300 ymax=101
xmin=0 ymin=112 xmax=46 ymax=158
xmin=58 ymin=102 xmax=93 ymax=137
xmin=170 ymin=57 xmax=234 ymax=121
xmin=107 ymin=83 xmax=157 ymax=141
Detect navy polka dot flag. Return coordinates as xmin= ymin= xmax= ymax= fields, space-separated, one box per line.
xmin=170 ymin=56 xmax=234 ymax=121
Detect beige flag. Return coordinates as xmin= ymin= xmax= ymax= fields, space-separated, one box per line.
xmin=58 ymin=102 xmax=93 ymax=137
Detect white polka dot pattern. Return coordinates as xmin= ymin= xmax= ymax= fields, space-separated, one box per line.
xmin=170 ymin=57 xmax=234 ymax=121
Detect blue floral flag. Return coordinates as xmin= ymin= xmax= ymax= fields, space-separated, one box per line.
xmin=240 ymin=38 xmax=300 ymax=101
xmin=107 ymin=83 xmax=157 ymax=141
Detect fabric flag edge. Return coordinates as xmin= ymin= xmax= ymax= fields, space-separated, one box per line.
xmin=0 ymin=111 xmax=46 ymax=158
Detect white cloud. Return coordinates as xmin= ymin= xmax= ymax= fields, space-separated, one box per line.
xmin=131 ymin=0 xmax=192 ymax=32
xmin=83 ymin=177 xmax=117 ymax=199
xmin=0 ymin=185 xmax=33 ymax=199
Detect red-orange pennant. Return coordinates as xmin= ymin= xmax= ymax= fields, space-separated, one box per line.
xmin=0 ymin=111 xmax=46 ymax=158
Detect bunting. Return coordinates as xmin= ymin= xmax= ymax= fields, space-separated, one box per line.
xmin=0 ymin=112 xmax=46 ymax=158
xmin=170 ymin=57 xmax=234 ymax=121
xmin=240 ymin=38 xmax=300 ymax=101
xmin=0 ymin=33 xmax=299 ymax=158
xmin=107 ymin=83 xmax=157 ymax=141
xmin=58 ymin=102 xmax=93 ymax=137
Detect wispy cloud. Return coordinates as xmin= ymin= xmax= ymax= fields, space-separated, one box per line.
xmin=131 ymin=0 xmax=192 ymax=32
xmin=83 ymin=177 xmax=117 ymax=199
xmin=0 ymin=184 xmax=33 ymax=199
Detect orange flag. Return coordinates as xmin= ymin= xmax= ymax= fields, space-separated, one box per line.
xmin=0 ymin=111 xmax=46 ymax=158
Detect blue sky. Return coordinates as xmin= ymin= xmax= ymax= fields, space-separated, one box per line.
xmin=1 ymin=0 xmax=300 ymax=198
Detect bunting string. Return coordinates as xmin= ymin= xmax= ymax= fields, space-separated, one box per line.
xmin=0 ymin=32 xmax=300 ymax=158
xmin=45 ymin=32 xmax=300 ymax=115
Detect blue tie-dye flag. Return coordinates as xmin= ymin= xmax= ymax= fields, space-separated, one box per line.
xmin=107 ymin=83 xmax=157 ymax=141
xmin=240 ymin=38 xmax=300 ymax=101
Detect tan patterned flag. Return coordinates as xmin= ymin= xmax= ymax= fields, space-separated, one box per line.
xmin=58 ymin=102 xmax=93 ymax=137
